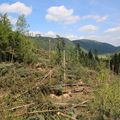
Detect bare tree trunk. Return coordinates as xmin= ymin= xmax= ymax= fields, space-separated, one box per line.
xmin=63 ymin=49 xmax=66 ymax=81
xmin=77 ymin=50 xmax=79 ymax=62
xmin=11 ymin=49 xmax=14 ymax=63
xmin=49 ymin=39 xmax=51 ymax=59
xmin=49 ymin=39 xmax=52 ymax=85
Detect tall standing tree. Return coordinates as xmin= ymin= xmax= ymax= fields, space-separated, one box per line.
xmin=94 ymin=49 xmax=99 ymax=61
xmin=110 ymin=53 xmax=120 ymax=74
xmin=16 ymin=14 xmax=29 ymax=35
xmin=56 ymin=36 xmax=66 ymax=81
xmin=88 ymin=50 xmax=93 ymax=59
xmin=75 ymin=43 xmax=81 ymax=63
xmin=113 ymin=54 xmax=119 ymax=74
xmin=62 ymin=39 xmax=66 ymax=81
xmin=16 ymin=15 xmax=35 ymax=63
xmin=0 ymin=13 xmax=12 ymax=62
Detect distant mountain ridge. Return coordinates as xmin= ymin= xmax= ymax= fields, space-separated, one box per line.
xmin=73 ymin=39 xmax=120 ymax=54
xmin=30 ymin=36 xmax=120 ymax=54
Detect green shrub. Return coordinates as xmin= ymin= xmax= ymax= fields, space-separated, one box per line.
xmin=91 ymin=69 xmax=120 ymax=119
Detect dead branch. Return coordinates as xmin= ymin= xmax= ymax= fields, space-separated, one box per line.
xmin=13 ymin=109 xmax=62 ymax=117
xmin=35 ymin=68 xmax=54 ymax=86
xmin=14 ymin=68 xmax=55 ymax=99
xmin=57 ymin=112 xmax=77 ymax=120
xmin=62 ymin=88 xmax=84 ymax=94
xmin=51 ymin=83 xmax=91 ymax=88
xmin=9 ymin=103 xmax=35 ymax=111
xmin=54 ymin=100 xmax=90 ymax=108
xmin=72 ymin=100 xmax=90 ymax=108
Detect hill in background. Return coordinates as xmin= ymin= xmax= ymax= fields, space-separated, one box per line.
xmin=73 ymin=39 xmax=120 ymax=54
xmin=30 ymin=36 xmax=120 ymax=54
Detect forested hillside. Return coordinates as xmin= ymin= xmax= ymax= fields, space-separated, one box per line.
xmin=29 ymin=37 xmax=120 ymax=55
xmin=73 ymin=39 xmax=120 ymax=54
xmin=0 ymin=14 xmax=120 ymax=120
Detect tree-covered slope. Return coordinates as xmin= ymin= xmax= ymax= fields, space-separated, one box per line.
xmin=29 ymin=36 xmax=74 ymax=51
xmin=30 ymin=37 xmax=120 ymax=54
xmin=73 ymin=39 xmax=120 ymax=54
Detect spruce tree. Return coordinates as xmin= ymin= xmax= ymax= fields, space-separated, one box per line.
xmin=88 ymin=50 xmax=93 ymax=59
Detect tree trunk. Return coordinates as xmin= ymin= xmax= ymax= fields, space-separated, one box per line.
xmin=49 ymin=39 xmax=52 ymax=85
xmin=63 ymin=49 xmax=66 ymax=81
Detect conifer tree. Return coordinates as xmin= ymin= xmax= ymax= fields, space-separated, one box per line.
xmin=88 ymin=50 xmax=93 ymax=59
xmin=94 ymin=49 xmax=99 ymax=61
xmin=0 ymin=13 xmax=12 ymax=61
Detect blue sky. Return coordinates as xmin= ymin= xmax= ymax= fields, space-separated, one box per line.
xmin=0 ymin=0 xmax=120 ymax=46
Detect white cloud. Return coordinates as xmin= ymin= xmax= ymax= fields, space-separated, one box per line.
xmin=65 ymin=34 xmax=84 ymax=40
xmin=29 ymin=31 xmax=57 ymax=38
xmin=105 ymin=26 xmax=120 ymax=33
xmin=0 ymin=2 xmax=32 ymax=15
xmin=79 ymin=25 xmax=98 ymax=32
xmin=46 ymin=5 xmax=80 ymax=24
xmin=82 ymin=15 xmax=108 ymax=22
xmin=66 ymin=34 xmax=98 ymax=40
xmin=83 ymin=35 xmax=97 ymax=40
xmin=46 ymin=31 xmax=56 ymax=38
xmin=45 ymin=6 xmax=108 ymax=24
xmin=8 ymin=16 xmax=17 ymax=24
xmin=28 ymin=31 xmax=43 ymax=37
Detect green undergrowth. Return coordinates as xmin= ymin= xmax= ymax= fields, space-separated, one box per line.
xmin=0 ymin=63 xmax=120 ymax=120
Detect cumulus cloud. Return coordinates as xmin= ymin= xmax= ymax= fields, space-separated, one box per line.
xmin=8 ymin=16 xmax=17 ymax=24
xmin=0 ymin=2 xmax=32 ymax=15
xmin=46 ymin=6 xmax=108 ymax=24
xmin=82 ymin=15 xmax=108 ymax=22
xmin=46 ymin=5 xmax=80 ymax=24
xmin=105 ymin=26 xmax=120 ymax=33
xmin=79 ymin=25 xmax=98 ymax=32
